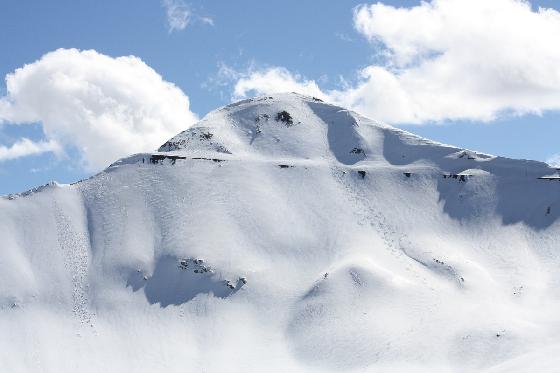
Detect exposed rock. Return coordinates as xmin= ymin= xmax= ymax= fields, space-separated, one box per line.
xmin=276 ymin=110 xmax=294 ymax=126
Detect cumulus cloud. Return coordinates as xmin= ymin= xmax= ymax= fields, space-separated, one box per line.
xmin=0 ymin=48 xmax=198 ymax=170
xmin=0 ymin=138 xmax=61 ymax=161
xmin=229 ymin=0 xmax=560 ymax=124
xmin=232 ymin=67 xmax=326 ymax=100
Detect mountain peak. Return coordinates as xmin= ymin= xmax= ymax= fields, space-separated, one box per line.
xmin=157 ymin=92 xmax=392 ymax=164
xmin=110 ymin=93 xmax=552 ymax=186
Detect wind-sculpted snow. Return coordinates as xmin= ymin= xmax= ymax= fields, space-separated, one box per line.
xmin=1 ymin=93 xmax=560 ymax=372
xmin=126 ymin=255 xmax=244 ymax=306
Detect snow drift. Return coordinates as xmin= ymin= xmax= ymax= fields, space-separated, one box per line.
xmin=2 ymin=93 xmax=560 ymax=372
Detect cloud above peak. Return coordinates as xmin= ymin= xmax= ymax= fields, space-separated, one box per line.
xmin=229 ymin=0 xmax=560 ymax=124
xmin=232 ymin=67 xmax=325 ymax=101
xmin=0 ymin=48 xmax=197 ymax=170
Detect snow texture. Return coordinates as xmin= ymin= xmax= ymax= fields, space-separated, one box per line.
xmin=1 ymin=93 xmax=560 ymax=372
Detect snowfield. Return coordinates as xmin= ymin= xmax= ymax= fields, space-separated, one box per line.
xmin=2 ymin=93 xmax=560 ymax=372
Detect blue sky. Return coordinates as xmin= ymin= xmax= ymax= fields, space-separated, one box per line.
xmin=1 ymin=0 xmax=560 ymax=195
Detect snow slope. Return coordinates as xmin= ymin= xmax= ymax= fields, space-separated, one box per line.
xmin=2 ymin=93 xmax=560 ymax=372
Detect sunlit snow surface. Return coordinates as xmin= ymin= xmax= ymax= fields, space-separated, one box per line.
xmin=2 ymin=93 xmax=560 ymax=372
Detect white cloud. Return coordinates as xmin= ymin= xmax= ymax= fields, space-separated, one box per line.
xmin=232 ymin=67 xmax=326 ymax=101
xmin=0 ymin=138 xmax=61 ymax=161
xmin=0 ymin=48 xmax=198 ymax=170
xmin=200 ymin=16 xmax=215 ymax=26
xmin=229 ymin=0 xmax=560 ymax=124
xmin=163 ymin=0 xmax=191 ymax=32
xmin=162 ymin=0 xmax=213 ymax=32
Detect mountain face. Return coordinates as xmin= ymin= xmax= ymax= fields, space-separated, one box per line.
xmin=2 ymin=93 xmax=560 ymax=372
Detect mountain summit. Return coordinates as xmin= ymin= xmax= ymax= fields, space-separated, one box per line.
xmin=2 ymin=93 xmax=560 ymax=372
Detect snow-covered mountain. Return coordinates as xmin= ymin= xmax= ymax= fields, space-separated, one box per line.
xmin=2 ymin=93 xmax=560 ymax=372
